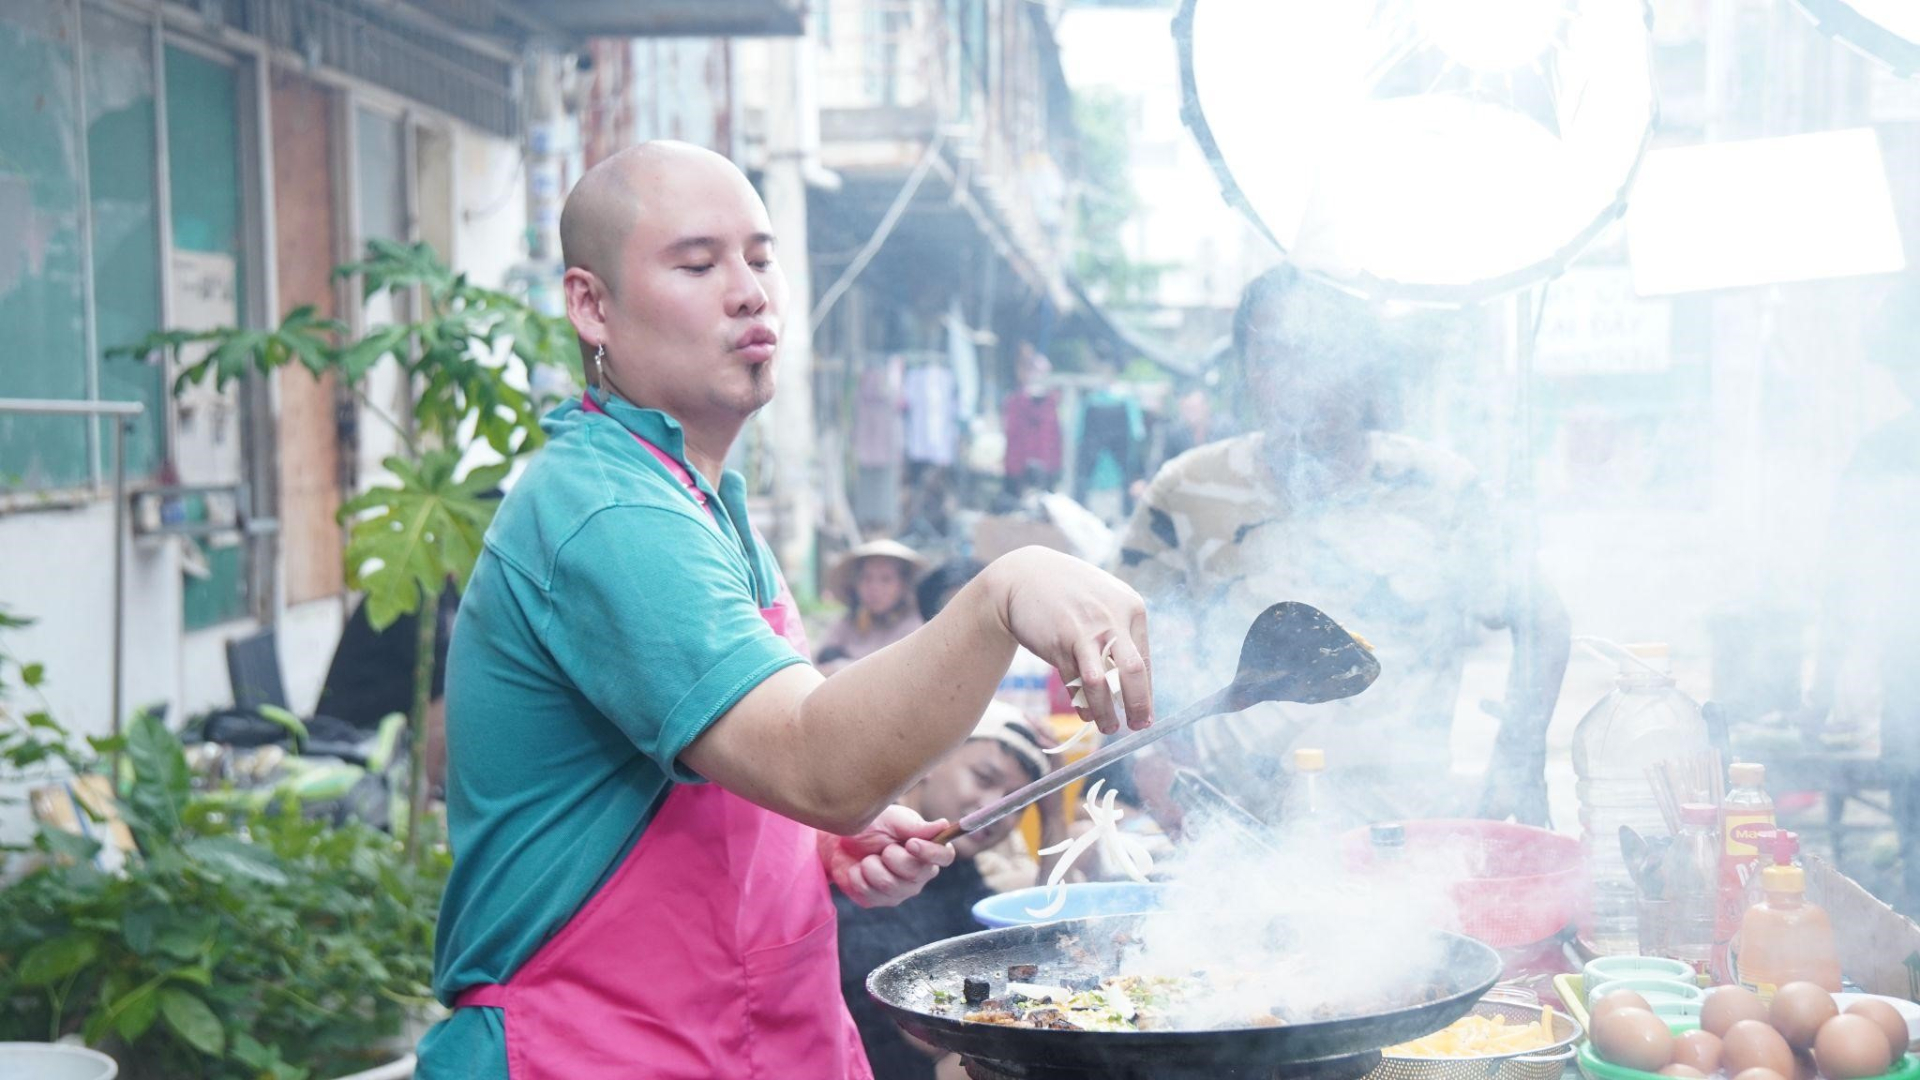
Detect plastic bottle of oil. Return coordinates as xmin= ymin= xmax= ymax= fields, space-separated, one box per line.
xmin=1730 ymin=863 xmax=1841 ymax=999
xmin=1571 ymin=642 xmax=1711 ymax=955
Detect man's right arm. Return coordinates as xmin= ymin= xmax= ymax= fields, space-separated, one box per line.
xmin=683 ymin=546 xmax=1154 ymax=835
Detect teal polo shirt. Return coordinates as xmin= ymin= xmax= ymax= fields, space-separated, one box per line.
xmin=415 ymin=394 xmax=808 ymax=1079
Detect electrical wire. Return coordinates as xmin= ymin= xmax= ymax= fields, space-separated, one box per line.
xmin=809 ymin=132 xmax=946 ymax=332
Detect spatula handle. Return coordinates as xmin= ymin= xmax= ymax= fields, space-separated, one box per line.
xmin=930 ymin=687 xmax=1231 ymax=845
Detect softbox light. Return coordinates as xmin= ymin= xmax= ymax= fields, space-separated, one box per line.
xmin=1792 ymin=0 xmax=1920 ymax=77
xmin=1174 ymin=0 xmax=1658 ymax=305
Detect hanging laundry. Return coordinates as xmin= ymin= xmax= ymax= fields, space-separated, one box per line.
xmin=903 ymin=362 xmax=959 ymax=467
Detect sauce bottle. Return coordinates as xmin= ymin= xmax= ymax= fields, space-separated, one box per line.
xmin=1731 ymin=863 xmax=1842 ymax=998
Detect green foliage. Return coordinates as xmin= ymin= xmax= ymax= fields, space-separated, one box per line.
xmin=342 ymin=453 xmax=509 ymax=631
xmin=1073 ymin=89 xmax=1169 ymax=307
xmin=0 ymin=605 xmax=95 ymax=781
xmin=113 ymin=241 xmax=572 ymax=849
xmin=0 ymin=709 xmax=447 ymax=1080
xmin=115 ymin=240 xmax=571 ymax=629
xmin=115 ymin=306 xmax=342 ymax=397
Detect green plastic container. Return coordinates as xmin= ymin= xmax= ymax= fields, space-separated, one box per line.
xmin=1577 ymin=1021 xmax=1920 ymax=1080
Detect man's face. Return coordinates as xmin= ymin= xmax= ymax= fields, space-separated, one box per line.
xmin=1241 ymin=292 xmax=1375 ymax=456
xmin=916 ymin=740 xmax=1035 ymax=858
xmin=600 ymin=158 xmax=787 ymax=427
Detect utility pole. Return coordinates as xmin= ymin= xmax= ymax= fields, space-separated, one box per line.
xmin=523 ymin=47 xmax=577 ymax=321
xmin=759 ymin=30 xmax=822 ymax=593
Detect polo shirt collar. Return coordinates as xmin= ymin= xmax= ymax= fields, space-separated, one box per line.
xmin=586 ymin=388 xmax=695 ymax=463
xmin=576 ymin=389 xmax=754 ymax=520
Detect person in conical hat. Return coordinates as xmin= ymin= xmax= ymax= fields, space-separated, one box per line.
xmin=816 ymin=539 xmax=930 ymax=674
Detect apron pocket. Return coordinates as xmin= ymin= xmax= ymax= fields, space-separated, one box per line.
xmin=740 ymin=913 xmax=850 ymax=1078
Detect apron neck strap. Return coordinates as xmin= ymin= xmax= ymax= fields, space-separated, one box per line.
xmin=582 ymin=392 xmax=709 ymax=511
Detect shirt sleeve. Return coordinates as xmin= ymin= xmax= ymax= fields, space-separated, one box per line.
xmin=543 ymin=504 xmax=807 ymax=781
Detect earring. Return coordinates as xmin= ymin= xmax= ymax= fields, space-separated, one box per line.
xmin=592 ymin=343 xmax=607 ymax=384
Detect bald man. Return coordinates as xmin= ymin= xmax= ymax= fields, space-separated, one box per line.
xmin=416 ymin=142 xmax=1157 ymax=1079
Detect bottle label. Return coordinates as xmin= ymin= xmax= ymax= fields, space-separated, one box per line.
xmin=1724 ymin=813 xmax=1776 ymax=858
xmin=1717 ymin=813 xmax=1776 ymax=940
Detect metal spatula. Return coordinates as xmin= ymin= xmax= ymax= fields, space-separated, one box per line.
xmin=931 ymin=601 xmax=1380 ymax=845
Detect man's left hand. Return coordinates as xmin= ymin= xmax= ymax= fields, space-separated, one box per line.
xmin=822 ymin=804 xmax=956 ymax=908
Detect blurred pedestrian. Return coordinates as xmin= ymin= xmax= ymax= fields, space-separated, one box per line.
xmin=817 ymin=539 xmax=930 ymax=674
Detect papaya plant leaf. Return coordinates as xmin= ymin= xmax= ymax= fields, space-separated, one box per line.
xmin=338 ymin=452 xmax=508 ymax=630
xmin=338 ymin=323 xmax=411 ymax=382
xmin=110 ymin=306 xmax=342 ymax=393
xmin=336 ymin=238 xmax=456 ymax=301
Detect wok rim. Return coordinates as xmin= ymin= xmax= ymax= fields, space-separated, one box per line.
xmin=865 ymin=913 xmax=1504 ymax=1067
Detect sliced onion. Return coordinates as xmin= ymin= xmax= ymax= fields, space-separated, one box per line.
xmin=1066 ymin=667 xmax=1123 ymax=709
xmin=1025 ymin=886 xmax=1071 ymax=919
xmin=1023 ymin=779 xmax=1153 ymax=916
xmin=1043 ymin=721 xmax=1098 ymax=756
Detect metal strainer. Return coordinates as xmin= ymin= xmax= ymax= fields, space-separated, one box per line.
xmin=1366 ymin=986 xmax=1584 ymax=1080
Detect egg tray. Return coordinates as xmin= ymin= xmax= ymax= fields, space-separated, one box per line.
xmin=1366 ymin=998 xmax=1584 ymax=1080
xmin=1576 ymin=1021 xmax=1920 ymax=1080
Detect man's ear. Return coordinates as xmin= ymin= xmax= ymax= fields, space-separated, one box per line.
xmin=563 ymin=267 xmax=610 ymax=345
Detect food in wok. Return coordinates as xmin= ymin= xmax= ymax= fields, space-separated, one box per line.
xmin=929 ymin=942 xmax=1453 ymax=1034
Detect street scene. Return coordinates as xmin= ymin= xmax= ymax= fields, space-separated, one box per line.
xmin=3 ymin=0 xmax=1920 ymax=1078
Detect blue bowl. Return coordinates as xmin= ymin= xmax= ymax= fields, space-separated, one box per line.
xmin=971 ymin=881 xmax=1166 ymax=928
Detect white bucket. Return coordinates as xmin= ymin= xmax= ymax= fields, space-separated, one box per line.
xmin=0 ymin=1043 xmax=118 ymax=1080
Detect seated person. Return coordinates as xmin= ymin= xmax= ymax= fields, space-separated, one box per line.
xmin=816 ymin=539 xmax=928 ymax=674
xmin=835 ymin=704 xmax=1049 ymax=1080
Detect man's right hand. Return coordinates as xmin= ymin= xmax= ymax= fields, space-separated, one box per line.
xmin=983 ymin=547 xmax=1153 ymax=735
xmin=686 ymin=547 xmax=1153 ymax=836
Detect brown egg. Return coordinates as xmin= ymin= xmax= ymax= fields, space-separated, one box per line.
xmin=1846 ymin=999 xmax=1911 ymax=1062
xmin=1671 ymin=1029 xmax=1725 ymax=1074
xmin=1724 ymin=1018 xmax=1797 ymax=1079
xmin=1815 ymin=1013 xmax=1896 ymax=1080
xmin=1592 ymin=1007 xmax=1677 ymax=1072
xmin=1706 ymin=987 xmax=1774 ymax=1038
xmin=1772 ymin=983 xmax=1840 ymax=1051
xmin=1592 ymin=989 xmax=1657 ymax=1022
xmin=1732 ymin=1069 xmax=1789 ymax=1080
xmin=1661 ymin=1066 xmax=1707 ymax=1078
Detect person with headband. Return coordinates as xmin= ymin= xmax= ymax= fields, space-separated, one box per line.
xmin=415 ymin=141 xmax=1155 ymax=1080
xmin=834 ymin=702 xmax=1052 ymax=1080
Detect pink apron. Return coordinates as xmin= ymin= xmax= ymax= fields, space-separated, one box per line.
xmin=453 ymin=394 xmax=871 ymax=1080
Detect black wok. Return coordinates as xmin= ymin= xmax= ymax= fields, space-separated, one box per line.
xmin=867 ymin=913 xmax=1502 ymax=1074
